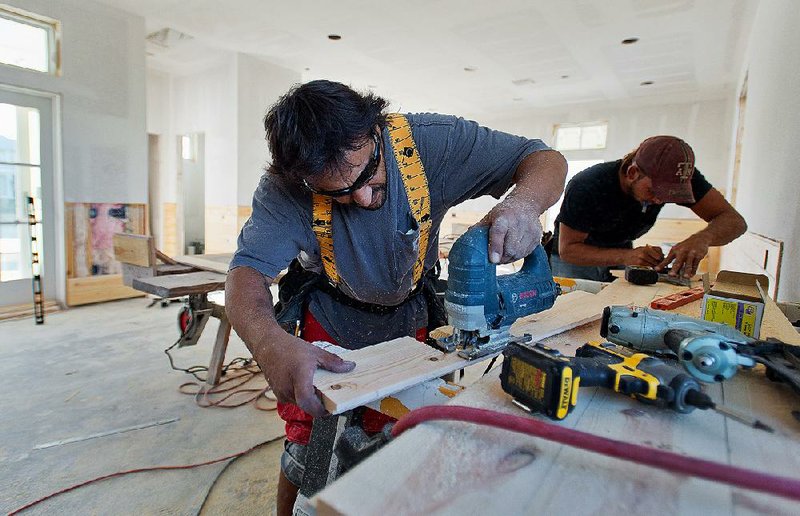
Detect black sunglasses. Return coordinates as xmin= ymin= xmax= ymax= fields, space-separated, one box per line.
xmin=304 ymin=132 xmax=382 ymax=197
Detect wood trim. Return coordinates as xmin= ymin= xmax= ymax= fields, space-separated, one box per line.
xmin=0 ymin=300 xmax=61 ymax=321
xmin=66 ymin=274 xmax=143 ymax=306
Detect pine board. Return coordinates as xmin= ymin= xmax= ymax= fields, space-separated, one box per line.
xmin=132 ymin=271 xmax=227 ymax=298
xmin=314 ymin=280 xmax=680 ymax=415
xmin=173 ymin=253 xmax=233 ymax=274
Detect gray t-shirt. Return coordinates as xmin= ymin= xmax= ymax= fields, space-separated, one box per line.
xmin=230 ymin=113 xmax=550 ymax=348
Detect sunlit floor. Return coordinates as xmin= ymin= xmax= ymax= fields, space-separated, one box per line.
xmin=0 ymin=297 xmax=284 ymax=515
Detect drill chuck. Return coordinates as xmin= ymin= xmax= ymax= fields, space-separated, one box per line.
xmin=664 ymin=329 xmax=743 ymax=383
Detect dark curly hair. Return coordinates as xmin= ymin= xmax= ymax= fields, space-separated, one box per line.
xmin=264 ymin=80 xmax=388 ymax=183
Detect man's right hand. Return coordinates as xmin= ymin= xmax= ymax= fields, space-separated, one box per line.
xmin=628 ymin=245 xmax=664 ymax=267
xmin=254 ymin=332 xmax=356 ymax=417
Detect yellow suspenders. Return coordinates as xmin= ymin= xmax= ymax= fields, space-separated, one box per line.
xmin=311 ymin=113 xmax=431 ymax=288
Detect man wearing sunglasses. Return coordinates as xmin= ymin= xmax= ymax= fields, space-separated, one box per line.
xmin=225 ymin=80 xmax=566 ymax=514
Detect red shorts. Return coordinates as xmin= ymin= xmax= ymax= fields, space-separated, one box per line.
xmin=277 ymin=309 xmax=427 ymax=444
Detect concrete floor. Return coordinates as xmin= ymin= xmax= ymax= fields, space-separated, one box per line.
xmin=0 ymin=297 xmax=285 ymax=515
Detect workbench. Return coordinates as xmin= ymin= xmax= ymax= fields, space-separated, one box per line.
xmin=311 ymin=279 xmax=800 ymax=515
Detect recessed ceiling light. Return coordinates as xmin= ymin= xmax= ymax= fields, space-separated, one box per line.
xmin=640 ymin=80 xmax=654 ymax=86
xmin=561 ymin=75 xmax=569 ymax=79
xmin=464 ymin=66 xmax=478 ymax=72
xmin=328 ymin=34 xmax=341 ymax=40
xmin=511 ymin=78 xmax=535 ymax=86
xmin=622 ymin=37 xmax=639 ymax=45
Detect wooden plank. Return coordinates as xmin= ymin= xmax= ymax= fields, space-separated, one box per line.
xmin=719 ymin=231 xmax=783 ymax=299
xmin=66 ymin=275 xmax=143 ymax=306
xmin=314 ymin=281 xmax=681 ymax=415
xmin=510 ymin=279 xmax=675 ymax=340
xmin=173 ymin=253 xmax=233 ymax=274
xmin=314 ymin=337 xmax=473 ymax=415
xmin=132 ymin=271 xmax=226 ymax=298
xmin=112 ymin=233 xmax=155 ymax=268
xmin=206 ymin=317 xmax=232 ymax=386
xmin=313 ymin=294 xmax=800 ymax=515
xmin=156 ymin=264 xmax=197 ymax=275
xmin=761 ymin=294 xmax=800 ymax=345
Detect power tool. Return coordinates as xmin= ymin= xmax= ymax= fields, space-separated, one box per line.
xmin=432 ymin=226 xmax=561 ymax=360
xmin=625 ymin=265 xmax=691 ymax=287
xmin=601 ymin=305 xmax=800 ymax=393
xmin=499 ymin=340 xmax=773 ymax=431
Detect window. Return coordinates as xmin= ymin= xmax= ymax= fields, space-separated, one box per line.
xmin=554 ymin=122 xmax=607 ymax=151
xmin=0 ymin=4 xmax=60 ymax=75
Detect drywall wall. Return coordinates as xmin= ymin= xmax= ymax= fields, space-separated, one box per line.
xmin=146 ymin=53 xmax=300 ymax=251
xmin=145 ymin=69 xmax=175 ymax=203
xmin=0 ymin=0 xmax=147 ymax=203
xmin=728 ymin=0 xmax=800 ymax=302
xmin=236 ymin=54 xmax=299 ymax=206
xmin=170 ymin=57 xmax=238 ymax=209
xmin=463 ymin=97 xmax=734 ymax=217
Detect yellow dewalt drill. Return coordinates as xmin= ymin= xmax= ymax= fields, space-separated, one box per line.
xmin=499 ymin=340 xmax=772 ymax=431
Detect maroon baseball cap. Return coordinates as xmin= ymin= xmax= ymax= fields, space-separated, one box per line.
xmin=634 ymin=135 xmax=696 ymax=203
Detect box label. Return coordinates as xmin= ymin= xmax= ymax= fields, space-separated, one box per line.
xmin=704 ymin=297 xmax=759 ymax=337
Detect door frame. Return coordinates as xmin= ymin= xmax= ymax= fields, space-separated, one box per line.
xmin=0 ymin=83 xmax=64 ymax=305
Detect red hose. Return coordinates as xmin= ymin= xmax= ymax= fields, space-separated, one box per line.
xmin=392 ymin=405 xmax=800 ymax=502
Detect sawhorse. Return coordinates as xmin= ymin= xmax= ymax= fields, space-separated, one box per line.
xmin=132 ymin=270 xmax=231 ymax=386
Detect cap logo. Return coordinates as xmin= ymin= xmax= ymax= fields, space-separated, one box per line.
xmin=675 ymin=161 xmax=692 ymax=182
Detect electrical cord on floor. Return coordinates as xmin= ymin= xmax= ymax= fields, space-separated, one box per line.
xmin=164 ymin=337 xmax=276 ymax=410
xmin=179 ymin=362 xmax=277 ymax=411
xmin=8 ymin=436 xmax=286 ymax=515
xmin=164 ymin=337 xmax=252 ymax=382
xmin=392 ymin=405 xmax=800 ymax=503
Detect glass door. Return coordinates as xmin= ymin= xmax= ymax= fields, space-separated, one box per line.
xmin=0 ymin=88 xmax=55 ymax=307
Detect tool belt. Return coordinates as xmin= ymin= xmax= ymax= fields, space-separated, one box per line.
xmin=274 ymin=259 xmax=447 ymax=335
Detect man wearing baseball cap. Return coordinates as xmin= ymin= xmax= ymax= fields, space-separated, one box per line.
xmin=549 ymin=135 xmax=746 ymax=281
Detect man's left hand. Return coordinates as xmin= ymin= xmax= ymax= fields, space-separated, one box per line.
xmin=477 ymin=197 xmax=544 ymax=264
xmin=656 ymin=234 xmax=711 ymax=278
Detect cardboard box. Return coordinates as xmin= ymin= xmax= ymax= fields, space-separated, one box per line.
xmin=701 ymin=271 xmax=769 ymax=338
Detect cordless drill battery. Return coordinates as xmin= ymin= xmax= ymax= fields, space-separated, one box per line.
xmin=500 ymin=342 xmax=580 ymax=420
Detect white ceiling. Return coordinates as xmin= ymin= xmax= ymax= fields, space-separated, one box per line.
xmin=97 ymin=0 xmax=759 ymax=119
